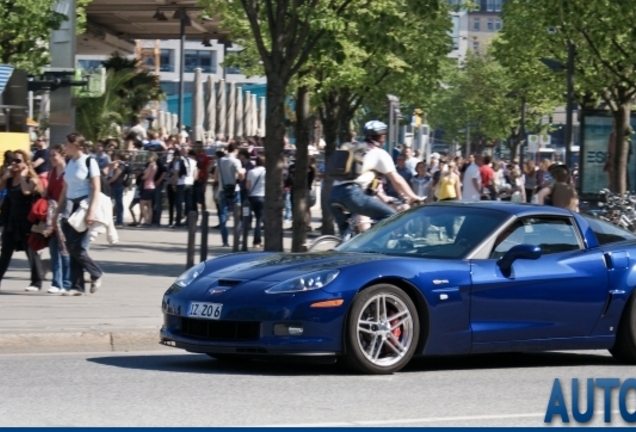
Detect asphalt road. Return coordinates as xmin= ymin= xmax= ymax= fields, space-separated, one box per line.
xmin=1 ymin=350 xmax=635 ymax=427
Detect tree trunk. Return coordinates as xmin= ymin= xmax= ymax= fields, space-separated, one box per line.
xmin=509 ymin=129 xmax=520 ymax=161
xmin=319 ymin=93 xmax=339 ymax=236
xmin=612 ymin=101 xmax=631 ymax=194
xmin=263 ymin=78 xmax=287 ymax=252
xmin=291 ymin=84 xmax=310 ymax=252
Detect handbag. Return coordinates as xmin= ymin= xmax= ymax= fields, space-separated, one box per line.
xmin=218 ymin=159 xmax=236 ymax=201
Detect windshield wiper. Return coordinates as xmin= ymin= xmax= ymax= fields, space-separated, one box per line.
xmin=349 ymin=250 xmax=386 ymax=255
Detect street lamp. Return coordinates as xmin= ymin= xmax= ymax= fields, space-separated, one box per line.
xmin=540 ymin=41 xmax=575 ymax=169
xmin=506 ymin=91 xmax=526 ymax=168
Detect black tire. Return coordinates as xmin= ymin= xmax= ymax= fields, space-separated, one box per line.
xmin=344 ymin=284 xmax=420 ymax=374
xmin=609 ymin=293 xmax=636 ymax=363
xmin=308 ymin=235 xmax=343 ymax=252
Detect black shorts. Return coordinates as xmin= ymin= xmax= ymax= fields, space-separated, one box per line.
xmin=141 ymin=189 xmax=155 ymax=201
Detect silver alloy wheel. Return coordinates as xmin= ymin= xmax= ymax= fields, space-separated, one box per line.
xmin=356 ymin=293 xmax=414 ymax=367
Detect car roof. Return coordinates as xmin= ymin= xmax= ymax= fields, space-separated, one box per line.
xmin=427 ymin=201 xmax=575 ymax=218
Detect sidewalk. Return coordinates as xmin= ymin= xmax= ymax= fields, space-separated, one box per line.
xmin=0 ymin=208 xmax=323 ymax=354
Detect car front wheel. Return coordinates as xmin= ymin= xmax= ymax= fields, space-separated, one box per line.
xmin=344 ymin=284 xmax=420 ymax=374
xmin=610 ymin=293 xmax=636 ymax=363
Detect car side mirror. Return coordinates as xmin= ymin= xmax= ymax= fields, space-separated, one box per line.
xmin=497 ymin=244 xmax=542 ymax=274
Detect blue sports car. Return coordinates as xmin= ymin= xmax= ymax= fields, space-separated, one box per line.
xmin=160 ymin=202 xmax=636 ymax=374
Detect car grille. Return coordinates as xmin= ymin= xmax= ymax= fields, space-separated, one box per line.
xmin=178 ymin=317 xmax=261 ymax=341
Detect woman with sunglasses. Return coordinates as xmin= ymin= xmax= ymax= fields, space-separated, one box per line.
xmin=0 ymin=150 xmax=45 ymax=291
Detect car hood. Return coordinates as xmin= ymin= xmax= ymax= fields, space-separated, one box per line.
xmin=205 ymin=252 xmax=390 ymax=282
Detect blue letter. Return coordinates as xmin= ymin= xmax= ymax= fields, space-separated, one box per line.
xmin=545 ymin=378 xmax=570 ymax=423
xmin=572 ymin=378 xmax=594 ymax=423
xmin=619 ymin=378 xmax=636 ymax=423
xmin=596 ymin=378 xmax=620 ymax=423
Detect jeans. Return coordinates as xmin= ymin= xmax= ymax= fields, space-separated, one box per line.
xmin=111 ymin=185 xmax=124 ymax=225
xmin=284 ymin=190 xmax=291 ymax=221
xmin=249 ymin=196 xmax=264 ymax=245
xmin=0 ymin=233 xmax=43 ymax=288
xmin=152 ymin=183 xmax=164 ymax=225
xmin=176 ymin=184 xmax=194 ymax=226
xmin=167 ymin=185 xmax=176 ymax=225
xmin=328 ymin=183 xmax=396 ymax=235
xmin=49 ymin=235 xmax=70 ymax=289
xmin=194 ymin=180 xmax=206 ymax=212
xmin=62 ymin=220 xmax=102 ymax=291
xmin=219 ymin=192 xmax=241 ymax=245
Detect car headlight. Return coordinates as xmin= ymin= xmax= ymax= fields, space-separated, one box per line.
xmin=166 ymin=262 xmax=206 ymax=294
xmin=265 ymin=270 xmax=339 ymax=294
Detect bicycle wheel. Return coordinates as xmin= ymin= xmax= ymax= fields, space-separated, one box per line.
xmin=308 ymin=235 xmax=343 ymax=252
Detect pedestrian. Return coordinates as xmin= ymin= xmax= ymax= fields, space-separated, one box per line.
xmin=0 ymin=150 xmax=45 ymax=291
xmin=54 ymin=132 xmax=104 ymax=296
xmin=107 ymin=152 xmax=126 ymax=227
xmin=246 ymin=155 xmax=265 ymax=248
xmin=214 ymin=142 xmax=245 ymax=247
xmin=535 ymin=165 xmax=578 ymax=211
xmin=128 ymin=169 xmax=144 ymax=226
xmin=523 ymin=160 xmax=537 ymax=203
xmin=139 ymin=152 xmax=157 ymax=227
xmin=44 ymin=144 xmax=71 ymax=293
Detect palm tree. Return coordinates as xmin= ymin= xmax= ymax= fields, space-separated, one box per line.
xmin=101 ymin=52 xmax=165 ymax=123
xmin=75 ymin=69 xmax=137 ymax=143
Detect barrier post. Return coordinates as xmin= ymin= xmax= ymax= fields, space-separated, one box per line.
xmin=242 ymin=203 xmax=250 ymax=252
xmin=232 ymin=203 xmax=241 ymax=252
xmin=200 ymin=210 xmax=209 ymax=262
xmin=186 ymin=211 xmax=197 ymax=269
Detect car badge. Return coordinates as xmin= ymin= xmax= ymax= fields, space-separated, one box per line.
xmin=433 ymin=279 xmax=449 ymax=285
xmin=208 ymin=288 xmax=229 ymax=295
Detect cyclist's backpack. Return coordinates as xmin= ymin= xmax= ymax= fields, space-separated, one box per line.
xmin=85 ymin=157 xmax=111 ymax=197
xmin=121 ymin=163 xmax=133 ymax=188
xmin=325 ymin=142 xmax=368 ymax=180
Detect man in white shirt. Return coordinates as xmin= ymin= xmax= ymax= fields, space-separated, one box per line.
xmin=402 ymin=146 xmax=420 ymax=175
xmin=462 ymin=154 xmax=482 ymax=201
xmin=129 ymin=117 xmax=147 ymax=144
xmin=328 ymin=120 xmax=424 ymax=236
xmin=170 ymin=149 xmax=198 ymax=227
xmin=213 ymin=142 xmax=245 ymax=247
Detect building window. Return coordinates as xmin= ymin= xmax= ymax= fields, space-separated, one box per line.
xmin=473 ymin=41 xmax=479 ymax=51
xmin=487 ymin=18 xmax=494 ymax=31
xmin=184 ymin=50 xmax=217 ymax=73
xmin=160 ymin=49 xmax=175 ymax=72
xmin=160 ymin=81 xmax=178 ymax=96
xmin=495 ymin=18 xmax=502 ymax=31
xmin=486 ymin=0 xmax=501 ymax=12
xmin=473 ymin=0 xmax=481 ymax=10
xmin=473 ymin=18 xmax=480 ymax=31
xmin=77 ymin=59 xmax=104 ymax=71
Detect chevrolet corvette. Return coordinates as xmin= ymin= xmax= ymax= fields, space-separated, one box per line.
xmin=160 ymin=202 xmax=636 ymax=374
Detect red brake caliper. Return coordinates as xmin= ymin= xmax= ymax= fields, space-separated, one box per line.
xmin=384 ymin=310 xmax=402 ymax=353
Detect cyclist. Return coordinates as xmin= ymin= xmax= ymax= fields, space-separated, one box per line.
xmin=328 ymin=120 xmax=424 ymax=236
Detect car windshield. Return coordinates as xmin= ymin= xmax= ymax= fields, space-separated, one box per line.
xmin=336 ymin=204 xmax=509 ymax=259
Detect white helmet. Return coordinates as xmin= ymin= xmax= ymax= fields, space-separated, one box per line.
xmin=363 ymin=120 xmax=388 ymax=136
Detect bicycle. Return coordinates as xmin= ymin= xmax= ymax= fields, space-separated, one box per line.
xmin=307 ymin=196 xmax=419 ymax=252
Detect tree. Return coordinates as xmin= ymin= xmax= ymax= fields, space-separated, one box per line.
xmin=76 ymin=69 xmax=136 ymax=143
xmin=203 ymin=0 xmax=359 ymax=252
xmin=309 ymin=0 xmax=453 ymax=234
xmin=101 ymin=53 xmax=164 ymax=125
xmin=494 ymin=0 xmax=636 ymax=193
xmin=0 ymin=0 xmax=66 ymax=71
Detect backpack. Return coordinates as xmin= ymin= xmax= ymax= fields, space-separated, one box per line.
xmin=121 ymin=163 xmax=133 ymax=188
xmin=325 ymin=142 xmax=368 ymax=181
xmin=85 ymin=157 xmax=111 ymax=197
xmin=179 ymin=158 xmax=189 ymax=178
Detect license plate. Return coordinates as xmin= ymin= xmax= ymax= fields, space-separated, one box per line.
xmin=188 ymin=302 xmax=223 ymax=320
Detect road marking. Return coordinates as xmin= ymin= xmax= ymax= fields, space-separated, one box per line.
xmin=270 ymin=410 xmax=626 ymax=427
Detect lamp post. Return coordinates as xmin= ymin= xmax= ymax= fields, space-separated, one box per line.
xmin=174 ymin=9 xmax=192 ymax=132
xmin=541 ymin=41 xmax=575 ymax=168
xmin=506 ymin=91 xmax=526 ymax=168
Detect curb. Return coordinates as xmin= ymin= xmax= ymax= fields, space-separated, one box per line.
xmin=0 ymin=329 xmax=165 ymax=354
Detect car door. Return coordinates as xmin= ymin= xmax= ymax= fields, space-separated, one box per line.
xmin=470 ymin=216 xmax=608 ymax=344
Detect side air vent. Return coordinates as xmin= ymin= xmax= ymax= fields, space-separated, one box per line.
xmin=218 ymin=279 xmax=242 ymax=287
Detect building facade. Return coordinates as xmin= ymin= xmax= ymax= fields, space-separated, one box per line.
xmin=467 ymin=0 xmax=504 ymax=55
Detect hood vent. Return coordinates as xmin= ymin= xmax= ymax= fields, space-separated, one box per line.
xmin=218 ymin=279 xmax=242 ymax=287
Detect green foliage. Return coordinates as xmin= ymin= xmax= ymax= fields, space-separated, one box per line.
xmin=101 ymin=53 xmax=165 ymax=124
xmin=0 ymin=0 xmax=66 ymax=71
xmin=494 ymin=0 xmax=636 ymax=191
xmin=76 ymin=0 xmax=92 ymax=35
xmin=76 ymin=69 xmax=135 ymax=143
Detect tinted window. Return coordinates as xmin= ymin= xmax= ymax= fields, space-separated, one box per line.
xmin=491 ymin=217 xmax=581 ymax=259
xmin=337 ymin=205 xmax=508 ymax=259
xmin=584 ymin=216 xmax=636 ymax=245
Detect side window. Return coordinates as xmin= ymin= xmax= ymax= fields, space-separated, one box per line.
xmin=490 ymin=217 xmax=581 ymax=259
xmin=584 ymin=216 xmax=636 ymax=245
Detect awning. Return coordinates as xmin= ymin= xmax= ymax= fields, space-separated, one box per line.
xmin=0 ymin=65 xmax=14 ymax=95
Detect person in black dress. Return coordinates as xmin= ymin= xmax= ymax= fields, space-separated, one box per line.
xmin=0 ymin=149 xmax=45 ymax=291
